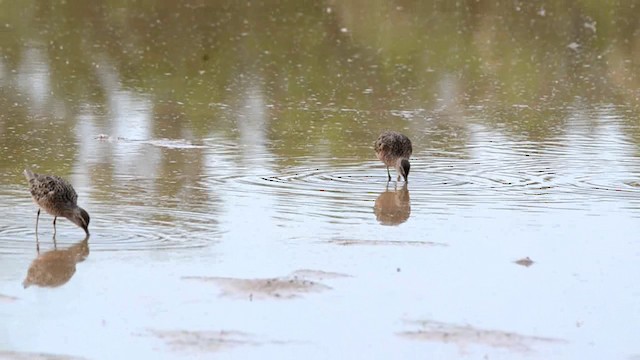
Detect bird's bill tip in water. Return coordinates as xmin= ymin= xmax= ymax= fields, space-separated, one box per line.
xmin=81 ymin=219 xmax=90 ymax=236
xmin=399 ymin=159 xmax=410 ymax=182
xmin=69 ymin=207 xmax=91 ymax=235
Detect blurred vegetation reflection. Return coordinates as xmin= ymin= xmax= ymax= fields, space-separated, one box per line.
xmin=1 ymin=0 xmax=639 ymax=182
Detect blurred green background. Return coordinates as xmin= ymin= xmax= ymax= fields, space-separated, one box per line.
xmin=1 ymin=0 xmax=639 ymax=178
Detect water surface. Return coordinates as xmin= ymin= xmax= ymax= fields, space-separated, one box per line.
xmin=1 ymin=1 xmax=640 ymax=359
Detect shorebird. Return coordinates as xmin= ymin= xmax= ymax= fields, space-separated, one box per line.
xmin=374 ymin=131 xmax=412 ymax=182
xmin=24 ymin=169 xmax=90 ymax=236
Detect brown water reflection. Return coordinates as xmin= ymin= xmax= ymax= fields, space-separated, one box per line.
xmin=23 ymin=236 xmax=89 ymax=288
xmin=373 ymin=183 xmax=411 ymax=225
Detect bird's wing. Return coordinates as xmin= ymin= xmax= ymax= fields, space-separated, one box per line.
xmin=32 ymin=175 xmax=78 ymax=205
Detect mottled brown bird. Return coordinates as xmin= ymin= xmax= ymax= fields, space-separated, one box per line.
xmin=374 ymin=131 xmax=413 ymax=182
xmin=24 ymin=169 xmax=90 ymax=236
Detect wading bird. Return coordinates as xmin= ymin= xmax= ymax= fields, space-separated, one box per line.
xmin=374 ymin=131 xmax=412 ymax=182
xmin=24 ymin=169 xmax=90 ymax=236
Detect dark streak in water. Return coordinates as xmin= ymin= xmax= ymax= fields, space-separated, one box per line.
xmin=0 ymin=294 xmax=19 ymax=303
xmin=328 ymin=239 xmax=448 ymax=247
xmin=0 ymin=351 xmax=88 ymax=360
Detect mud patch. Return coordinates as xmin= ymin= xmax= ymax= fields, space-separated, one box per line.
xmin=147 ymin=330 xmax=259 ymax=353
xmin=0 ymin=294 xmax=19 ymax=303
xmin=398 ymin=320 xmax=566 ymax=352
xmin=183 ymin=269 xmax=348 ymax=300
xmin=0 ymin=351 xmax=87 ymax=360
xmin=329 ymin=239 xmax=447 ymax=247
xmin=514 ymin=257 xmax=535 ymax=267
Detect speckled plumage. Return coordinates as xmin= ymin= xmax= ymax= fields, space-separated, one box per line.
xmin=24 ymin=169 xmax=90 ymax=235
xmin=374 ymin=131 xmax=413 ymax=181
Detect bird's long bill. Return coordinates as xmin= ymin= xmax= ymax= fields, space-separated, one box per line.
xmin=77 ymin=216 xmax=89 ymax=235
xmin=400 ymin=159 xmax=410 ymax=182
xmin=69 ymin=208 xmax=90 ymax=235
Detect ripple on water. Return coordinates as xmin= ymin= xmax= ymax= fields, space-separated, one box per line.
xmin=0 ymin=216 xmax=216 ymax=255
xmin=214 ymin=155 xmax=532 ymax=221
xmin=221 ymin=162 xmax=384 ymax=224
xmin=206 ymin=147 xmax=640 ymax=223
xmin=566 ymin=175 xmax=640 ymax=197
xmin=81 ymin=202 xmax=220 ymax=252
xmin=411 ymin=133 xmax=640 ymax=211
xmin=0 ymin=187 xmax=220 ymax=254
xmin=92 ymin=172 xmax=221 ymax=251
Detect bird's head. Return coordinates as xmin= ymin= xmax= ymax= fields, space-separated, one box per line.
xmin=71 ymin=207 xmax=90 ymax=235
xmin=398 ymin=159 xmax=411 ymax=182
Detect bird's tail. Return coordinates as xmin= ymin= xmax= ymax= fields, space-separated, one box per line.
xmin=23 ymin=168 xmax=35 ymax=181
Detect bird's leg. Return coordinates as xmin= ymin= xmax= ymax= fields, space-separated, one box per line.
xmin=35 ymin=229 xmax=40 ymax=254
xmin=53 ymin=233 xmax=58 ymax=249
xmin=35 ymin=208 xmax=40 ymax=237
xmin=53 ymin=216 xmax=57 ymax=236
xmin=387 ymin=167 xmax=391 ymax=181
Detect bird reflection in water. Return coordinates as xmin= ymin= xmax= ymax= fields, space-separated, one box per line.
xmin=23 ymin=235 xmax=90 ymax=289
xmin=373 ymin=183 xmax=411 ymax=225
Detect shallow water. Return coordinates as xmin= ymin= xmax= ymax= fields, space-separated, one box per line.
xmin=1 ymin=1 xmax=640 ymax=359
